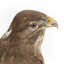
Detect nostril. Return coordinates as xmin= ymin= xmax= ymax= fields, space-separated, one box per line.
xmin=48 ymin=20 xmax=50 ymax=21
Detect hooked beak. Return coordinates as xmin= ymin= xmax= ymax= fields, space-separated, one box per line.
xmin=46 ymin=16 xmax=58 ymax=28
xmin=37 ymin=16 xmax=58 ymax=31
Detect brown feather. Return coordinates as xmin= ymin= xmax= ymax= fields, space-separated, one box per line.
xmin=0 ymin=10 xmax=47 ymax=64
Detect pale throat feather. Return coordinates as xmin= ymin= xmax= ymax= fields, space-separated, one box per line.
xmin=34 ymin=35 xmax=44 ymax=55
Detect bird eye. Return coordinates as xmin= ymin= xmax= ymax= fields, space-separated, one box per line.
xmin=29 ymin=22 xmax=37 ymax=28
xmin=32 ymin=23 xmax=35 ymax=26
xmin=30 ymin=23 xmax=37 ymax=28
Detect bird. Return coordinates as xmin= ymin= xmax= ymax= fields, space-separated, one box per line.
xmin=0 ymin=10 xmax=58 ymax=64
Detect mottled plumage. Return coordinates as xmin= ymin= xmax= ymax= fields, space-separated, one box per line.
xmin=0 ymin=10 xmax=58 ymax=64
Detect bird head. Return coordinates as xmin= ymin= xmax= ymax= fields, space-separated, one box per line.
xmin=9 ymin=10 xmax=58 ymax=33
xmin=0 ymin=10 xmax=58 ymax=64
xmin=7 ymin=10 xmax=58 ymax=47
xmin=7 ymin=10 xmax=58 ymax=55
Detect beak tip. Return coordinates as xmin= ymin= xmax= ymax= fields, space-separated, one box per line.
xmin=57 ymin=24 xmax=58 ymax=28
xmin=54 ymin=20 xmax=58 ymax=29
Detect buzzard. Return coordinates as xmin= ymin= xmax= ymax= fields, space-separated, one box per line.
xmin=0 ymin=10 xmax=58 ymax=64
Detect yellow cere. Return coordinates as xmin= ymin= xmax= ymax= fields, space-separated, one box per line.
xmin=46 ymin=16 xmax=53 ymax=25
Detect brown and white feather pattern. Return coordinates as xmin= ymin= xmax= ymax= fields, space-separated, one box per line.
xmin=0 ymin=10 xmax=58 ymax=64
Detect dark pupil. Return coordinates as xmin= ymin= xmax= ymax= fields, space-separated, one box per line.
xmin=32 ymin=23 xmax=35 ymax=26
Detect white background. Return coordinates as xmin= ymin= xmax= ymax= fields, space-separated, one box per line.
xmin=0 ymin=0 xmax=63 ymax=64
